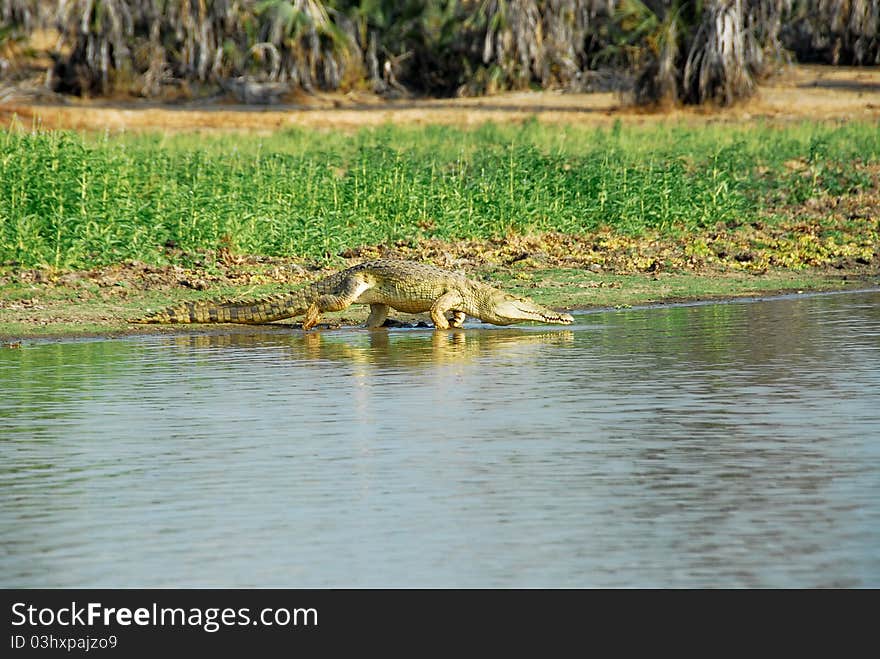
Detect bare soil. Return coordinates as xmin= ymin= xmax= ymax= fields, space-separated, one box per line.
xmin=2 ymin=65 xmax=879 ymax=133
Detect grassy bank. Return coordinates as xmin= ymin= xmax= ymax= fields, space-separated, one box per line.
xmin=1 ymin=119 xmax=878 ymax=338
xmin=2 ymin=120 xmax=878 ymax=269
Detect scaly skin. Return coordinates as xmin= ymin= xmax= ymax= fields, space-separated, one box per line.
xmin=131 ymin=259 xmax=575 ymax=330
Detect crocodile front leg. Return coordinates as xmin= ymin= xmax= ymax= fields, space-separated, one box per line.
xmin=430 ymin=290 xmax=464 ymax=330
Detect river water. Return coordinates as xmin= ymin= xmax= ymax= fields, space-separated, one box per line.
xmin=2 ymin=290 xmax=879 ymax=587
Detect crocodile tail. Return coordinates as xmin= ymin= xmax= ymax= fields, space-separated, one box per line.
xmin=131 ymin=292 xmax=309 ymax=324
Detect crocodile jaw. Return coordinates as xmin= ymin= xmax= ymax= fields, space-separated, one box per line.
xmin=484 ymin=297 xmax=574 ymax=326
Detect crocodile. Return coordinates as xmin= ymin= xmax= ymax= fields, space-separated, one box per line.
xmin=131 ymin=259 xmax=574 ymax=330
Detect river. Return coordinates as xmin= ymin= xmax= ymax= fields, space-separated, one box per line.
xmin=2 ymin=290 xmax=878 ymax=587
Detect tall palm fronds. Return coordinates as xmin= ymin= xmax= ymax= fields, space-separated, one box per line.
xmin=682 ymin=0 xmax=757 ymax=105
xmin=620 ymin=0 xmax=679 ymax=105
xmin=1 ymin=0 xmax=54 ymax=31
xmin=2 ymin=0 xmax=878 ymax=102
xmin=467 ymin=0 xmax=877 ymax=99
xmin=628 ymin=0 xmax=793 ymax=107
xmin=464 ymin=0 xmax=616 ymax=93
xmin=1 ymin=1 xmax=55 ymax=85
xmin=252 ymin=0 xmax=354 ymax=89
xmin=48 ymin=0 xmax=356 ymax=97
xmin=53 ymin=0 xmax=134 ymax=93
xmin=472 ymin=0 xmax=543 ymax=91
xmin=784 ymin=0 xmax=879 ymax=65
xmin=333 ymin=0 xmax=466 ymax=95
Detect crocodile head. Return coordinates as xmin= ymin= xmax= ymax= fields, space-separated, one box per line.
xmin=480 ymin=290 xmax=574 ymax=326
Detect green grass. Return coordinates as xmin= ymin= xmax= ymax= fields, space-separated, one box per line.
xmin=1 ymin=120 xmax=878 ymax=270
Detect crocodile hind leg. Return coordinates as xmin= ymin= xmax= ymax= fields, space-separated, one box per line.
xmin=365 ymin=303 xmax=389 ymax=328
xmin=302 ymin=275 xmax=371 ymax=330
xmin=430 ymin=290 xmax=464 ymax=330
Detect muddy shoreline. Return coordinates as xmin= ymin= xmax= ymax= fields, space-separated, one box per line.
xmin=3 ymin=267 xmax=877 ymax=342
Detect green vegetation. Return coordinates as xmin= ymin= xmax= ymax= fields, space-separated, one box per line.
xmin=2 ymin=120 xmax=878 ymax=271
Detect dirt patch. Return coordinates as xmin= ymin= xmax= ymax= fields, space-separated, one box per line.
xmin=2 ymin=65 xmax=878 ymax=133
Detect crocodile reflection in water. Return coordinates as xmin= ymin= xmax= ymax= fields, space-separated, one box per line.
xmin=165 ymin=326 xmax=575 ymax=370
